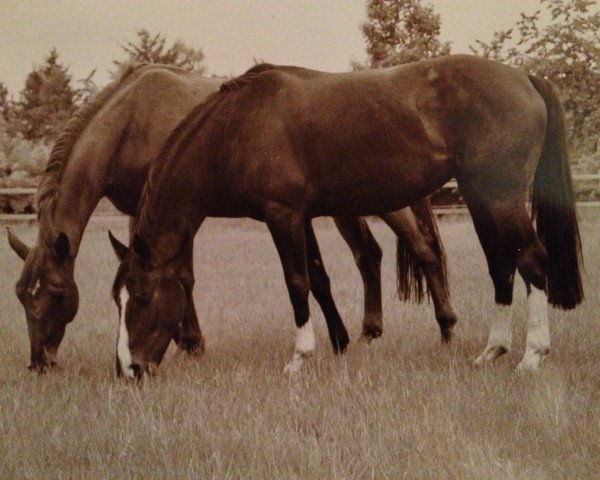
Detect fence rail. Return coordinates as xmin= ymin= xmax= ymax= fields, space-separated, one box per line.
xmin=0 ymin=174 xmax=599 ymax=223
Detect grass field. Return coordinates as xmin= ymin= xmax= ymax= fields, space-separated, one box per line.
xmin=1 ymin=213 xmax=599 ymax=479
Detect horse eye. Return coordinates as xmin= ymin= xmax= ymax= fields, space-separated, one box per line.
xmin=135 ymin=294 xmax=151 ymax=307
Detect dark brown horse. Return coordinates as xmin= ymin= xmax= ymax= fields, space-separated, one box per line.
xmin=111 ymin=55 xmax=583 ymax=378
xmin=7 ymin=62 xmax=455 ymax=371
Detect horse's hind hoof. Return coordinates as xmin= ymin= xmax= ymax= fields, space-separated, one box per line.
xmin=360 ymin=326 xmax=383 ymax=343
xmin=440 ymin=327 xmax=454 ymax=343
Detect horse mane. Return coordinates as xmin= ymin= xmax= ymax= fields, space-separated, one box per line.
xmin=36 ymin=62 xmax=148 ymax=220
xmin=219 ymin=63 xmax=279 ymax=92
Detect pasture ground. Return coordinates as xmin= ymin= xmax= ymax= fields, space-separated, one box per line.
xmin=1 ymin=212 xmax=599 ymax=479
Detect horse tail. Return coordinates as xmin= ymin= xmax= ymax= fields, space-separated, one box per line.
xmin=396 ymin=198 xmax=448 ymax=303
xmin=528 ymin=74 xmax=583 ymax=309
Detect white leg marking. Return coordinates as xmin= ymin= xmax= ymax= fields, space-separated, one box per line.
xmin=117 ymin=287 xmax=135 ymax=379
xmin=474 ymin=303 xmax=512 ymax=366
xmin=517 ymin=286 xmax=549 ymax=372
xmin=283 ymin=319 xmax=315 ymax=374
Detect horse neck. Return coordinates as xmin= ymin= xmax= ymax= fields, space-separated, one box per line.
xmin=48 ymin=176 xmax=106 ymax=255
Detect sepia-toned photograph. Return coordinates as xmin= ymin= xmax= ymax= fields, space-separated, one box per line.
xmin=0 ymin=1 xmax=599 ymax=478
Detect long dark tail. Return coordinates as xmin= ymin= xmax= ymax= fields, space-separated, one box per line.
xmin=396 ymin=198 xmax=449 ymax=303
xmin=528 ymin=74 xmax=583 ymax=309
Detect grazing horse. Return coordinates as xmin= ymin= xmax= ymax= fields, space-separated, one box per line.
xmin=111 ymin=55 xmax=583 ymax=379
xmin=7 ymin=62 xmax=455 ymax=372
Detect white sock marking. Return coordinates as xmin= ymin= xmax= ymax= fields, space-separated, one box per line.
xmin=517 ymin=286 xmax=549 ymax=372
xmin=283 ymin=319 xmax=315 ymax=374
xmin=117 ymin=287 xmax=135 ymax=378
xmin=474 ymin=303 xmax=512 ymax=366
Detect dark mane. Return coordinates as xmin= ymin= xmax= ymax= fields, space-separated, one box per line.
xmin=36 ymin=62 xmax=147 ymax=220
xmin=219 ymin=63 xmax=279 ymax=92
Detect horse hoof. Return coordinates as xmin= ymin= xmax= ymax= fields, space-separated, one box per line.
xmin=331 ymin=333 xmax=350 ymax=355
xmin=473 ymin=345 xmax=509 ymax=367
xmin=177 ymin=335 xmax=205 ymax=356
xmin=516 ymin=348 xmax=549 ymax=373
xmin=361 ymin=326 xmax=383 ymax=342
xmin=440 ymin=328 xmax=453 ymax=343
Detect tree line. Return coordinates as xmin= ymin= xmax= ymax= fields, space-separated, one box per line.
xmin=1 ymin=0 xmax=599 ymax=185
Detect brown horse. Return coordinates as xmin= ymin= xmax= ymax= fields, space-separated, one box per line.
xmin=7 ymin=62 xmax=455 ymax=372
xmin=111 ymin=55 xmax=583 ymax=379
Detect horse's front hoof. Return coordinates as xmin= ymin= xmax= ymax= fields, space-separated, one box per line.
xmin=331 ymin=332 xmax=350 ymax=355
xmin=177 ymin=335 xmax=205 ymax=356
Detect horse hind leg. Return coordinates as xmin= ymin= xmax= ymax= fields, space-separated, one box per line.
xmin=333 ymin=216 xmax=383 ymax=341
xmin=461 ymin=191 xmax=526 ymax=366
xmin=305 ymin=222 xmax=350 ymax=354
xmin=516 ymin=238 xmax=550 ymax=372
xmin=380 ymin=202 xmax=458 ymax=343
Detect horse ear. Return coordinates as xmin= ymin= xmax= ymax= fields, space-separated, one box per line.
xmin=6 ymin=226 xmax=30 ymax=261
xmin=53 ymin=232 xmax=70 ymax=262
xmin=108 ymin=231 xmax=128 ymax=261
xmin=132 ymin=234 xmax=151 ymax=264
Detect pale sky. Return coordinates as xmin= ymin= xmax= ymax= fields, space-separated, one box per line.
xmin=0 ymin=0 xmax=553 ymax=96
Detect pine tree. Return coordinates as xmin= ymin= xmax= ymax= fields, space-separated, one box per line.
xmin=115 ymin=29 xmax=206 ymax=73
xmin=17 ymin=48 xmax=76 ymax=141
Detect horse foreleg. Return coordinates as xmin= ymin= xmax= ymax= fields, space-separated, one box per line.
xmin=176 ymin=238 xmax=205 ymax=355
xmin=380 ymin=205 xmax=458 ymax=342
xmin=333 ymin=217 xmax=383 ymax=341
xmin=304 ymin=222 xmax=349 ymax=353
xmin=267 ymin=205 xmax=313 ymax=374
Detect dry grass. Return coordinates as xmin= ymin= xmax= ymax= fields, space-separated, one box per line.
xmin=1 ymin=213 xmax=599 ymax=479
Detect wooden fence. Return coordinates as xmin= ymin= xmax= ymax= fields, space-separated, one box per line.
xmin=0 ymin=174 xmax=599 ymax=222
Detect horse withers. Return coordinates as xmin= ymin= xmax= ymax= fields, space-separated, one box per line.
xmin=111 ymin=55 xmax=583 ymax=379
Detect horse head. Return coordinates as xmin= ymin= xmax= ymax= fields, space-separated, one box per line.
xmin=7 ymin=226 xmax=79 ymax=372
xmin=109 ymin=231 xmax=191 ymax=380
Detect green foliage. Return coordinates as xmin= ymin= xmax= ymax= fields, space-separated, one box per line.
xmin=115 ymin=29 xmax=206 ymax=73
xmin=16 ymin=48 xmax=76 ymax=142
xmin=471 ymin=0 xmax=600 ymax=168
xmin=358 ymin=0 xmax=451 ymax=68
xmin=0 ymin=117 xmax=50 ymax=178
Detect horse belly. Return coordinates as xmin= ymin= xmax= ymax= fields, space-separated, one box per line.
xmin=307 ymin=157 xmax=451 ymax=217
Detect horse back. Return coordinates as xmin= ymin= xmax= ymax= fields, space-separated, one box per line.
xmin=208 ymin=55 xmax=547 ymax=217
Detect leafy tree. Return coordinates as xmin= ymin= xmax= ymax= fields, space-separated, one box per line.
xmin=0 ymin=82 xmax=9 ymax=120
xmin=358 ymin=0 xmax=451 ymax=68
xmin=471 ymin=0 xmax=600 ymax=164
xmin=115 ymin=29 xmax=206 ymax=73
xmin=17 ymin=48 xmax=76 ymax=141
